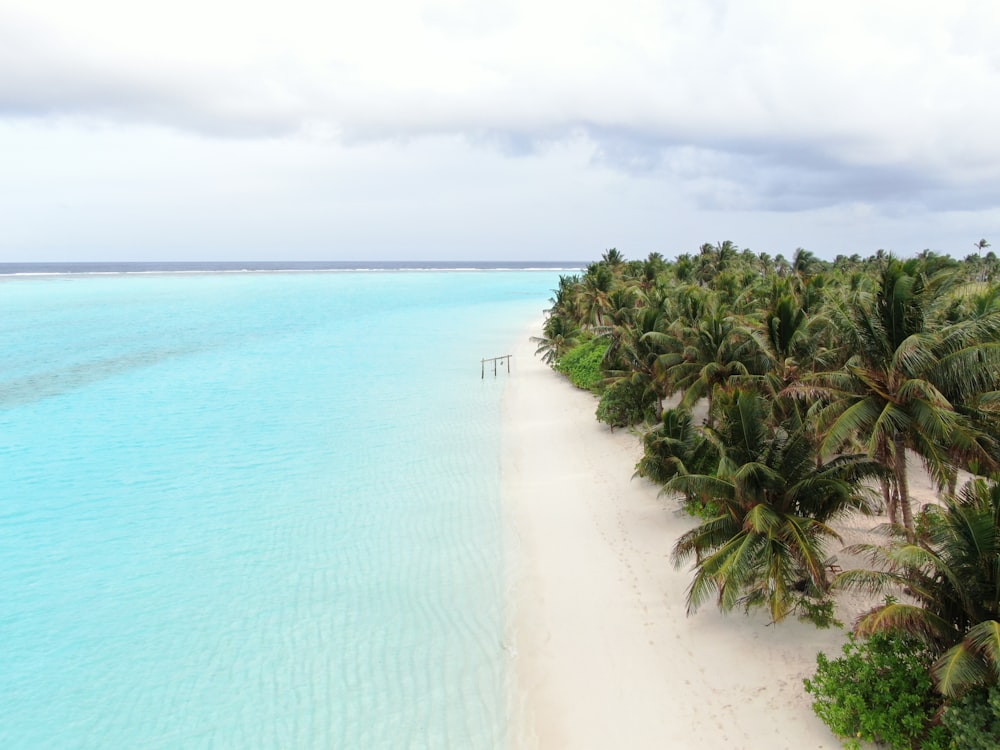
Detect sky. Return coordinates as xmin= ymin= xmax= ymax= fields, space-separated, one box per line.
xmin=2 ymin=0 xmax=1000 ymax=263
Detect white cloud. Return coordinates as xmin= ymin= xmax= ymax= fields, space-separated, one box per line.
xmin=2 ymin=0 xmax=1000 ymax=260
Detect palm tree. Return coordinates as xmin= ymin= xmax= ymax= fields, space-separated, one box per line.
xmin=634 ymin=408 xmax=710 ymax=485
xmin=531 ymin=314 xmax=581 ymax=365
xmin=668 ymin=391 xmax=883 ymax=622
xmin=758 ymin=293 xmax=809 ymax=373
xmin=548 ymin=274 xmax=584 ymax=323
xmin=838 ymin=477 xmax=1000 ymax=697
xmin=791 ymin=247 xmax=819 ymax=290
xmin=603 ymin=293 xmax=671 ymax=417
xmin=987 ymin=251 xmax=1000 ymax=282
xmin=649 ymin=298 xmax=764 ymax=426
xmin=757 ymin=252 xmax=773 ymax=277
xmin=802 ymin=258 xmax=1000 ymax=538
xmin=631 ymin=253 xmax=666 ymax=292
xmin=601 ymin=286 xmax=638 ymax=330
xmin=601 ymin=247 xmax=625 ymax=268
xmin=577 ymin=264 xmax=615 ymax=327
xmin=774 ymin=253 xmax=791 ymax=277
xmin=695 ymin=241 xmax=738 ymax=284
xmin=674 ymin=254 xmax=696 ymax=283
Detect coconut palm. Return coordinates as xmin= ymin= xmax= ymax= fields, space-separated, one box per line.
xmin=774 ymin=253 xmax=791 ymax=277
xmin=650 ymin=299 xmax=764 ymax=426
xmin=696 ymin=241 xmax=738 ymax=284
xmin=838 ymin=477 xmax=1000 ymax=697
xmin=577 ymin=263 xmax=615 ymax=327
xmin=601 ymin=247 xmax=625 ymax=268
xmin=530 ymin=314 xmax=581 ymax=365
xmin=548 ymin=274 xmax=584 ymax=323
xmin=757 ymin=251 xmax=773 ymax=276
xmin=602 ymin=294 xmax=671 ymax=417
xmin=668 ymin=391 xmax=883 ymax=622
xmin=635 ymin=407 xmax=714 ymax=487
xmin=628 ymin=253 xmax=666 ymax=292
xmin=674 ymin=254 xmax=696 ymax=283
xmin=601 ymin=286 xmax=639 ymax=330
xmin=791 ymin=247 xmax=819 ymax=290
xmin=748 ymin=294 xmax=809 ymax=387
xmin=801 ymin=258 xmax=1000 ymax=538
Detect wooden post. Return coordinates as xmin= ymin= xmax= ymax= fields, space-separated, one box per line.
xmin=481 ymin=355 xmax=512 ymax=377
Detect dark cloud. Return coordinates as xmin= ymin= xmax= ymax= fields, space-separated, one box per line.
xmin=576 ymin=123 xmax=1000 ymax=215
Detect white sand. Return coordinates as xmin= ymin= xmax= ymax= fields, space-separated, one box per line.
xmin=502 ymin=325 xmax=855 ymax=749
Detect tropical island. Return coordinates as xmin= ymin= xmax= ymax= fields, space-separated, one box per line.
xmin=518 ymin=243 xmax=1000 ymax=749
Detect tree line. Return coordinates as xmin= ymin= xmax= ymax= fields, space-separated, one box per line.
xmin=533 ymin=242 xmax=1000 ymax=748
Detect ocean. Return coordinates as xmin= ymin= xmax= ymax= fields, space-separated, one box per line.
xmin=0 ymin=264 xmax=572 ymax=748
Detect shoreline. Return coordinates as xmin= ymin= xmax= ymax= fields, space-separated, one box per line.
xmin=501 ymin=322 xmax=848 ymax=749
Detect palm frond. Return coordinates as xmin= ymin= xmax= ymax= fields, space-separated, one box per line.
xmin=933 ymin=641 xmax=992 ymax=698
xmin=819 ymin=396 xmax=880 ymax=457
xmin=671 ymin=514 xmax=742 ymax=564
xmin=780 ymin=514 xmax=837 ymax=587
xmin=890 ymin=332 xmax=938 ymax=378
xmin=965 ymin=620 xmax=1000 ymax=676
xmin=664 ymin=473 xmax=734 ymax=504
xmin=932 ymin=339 xmax=1000 ymax=396
xmin=832 ymin=567 xmax=908 ymax=596
xmin=854 ymin=601 xmax=957 ymax=645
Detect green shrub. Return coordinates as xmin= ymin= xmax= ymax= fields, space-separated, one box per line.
xmin=595 ymin=379 xmax=653 ymax=429
xmin=555 ymin=339 xmax=608 ymax=392
xmin=803 ymin=632 xmax=950 ymax=749
xmin=942 ymin=685 xmax=1000 ymax=750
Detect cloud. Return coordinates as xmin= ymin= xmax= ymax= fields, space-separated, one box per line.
xmin=2 ymin=0 xmax=1000 ymax=259
xmin=0 ymin=9 xmax=310 ymax=136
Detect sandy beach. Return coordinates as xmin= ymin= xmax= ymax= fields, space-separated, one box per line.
xmin=502 ymin=324 xmax=856 ymax=749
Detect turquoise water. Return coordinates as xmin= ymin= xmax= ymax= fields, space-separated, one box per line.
xmin=0 ymin=270 xmax=558 ymax=749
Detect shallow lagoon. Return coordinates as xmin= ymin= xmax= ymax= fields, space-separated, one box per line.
xmin=0 ymin=269 xmax=560 ymax=748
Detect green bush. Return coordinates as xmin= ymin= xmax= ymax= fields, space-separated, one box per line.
xmin=942 ymin=685 xmax=1000 ymax=749
xmin=555 ymin=339 xmax=608 ymax=392
xmin=595 ymin=379 xmax=653 ymax=429
xmin=803 ymin=632 xmax=950 ymax=749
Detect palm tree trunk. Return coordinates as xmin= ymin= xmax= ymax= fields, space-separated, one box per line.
xmin=875 ymin=439 xmax=897 ymax=525
xmin=893 ymin=436 xmax=915 ymax=541
xmin=881 ymin=478 xmax=895 ymax=524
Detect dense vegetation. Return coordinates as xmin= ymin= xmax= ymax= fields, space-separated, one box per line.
xmin=534 ymin=243 xmax=1000 ymax=748
xmin=804 ymin=632 xmax=949 ymax=750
